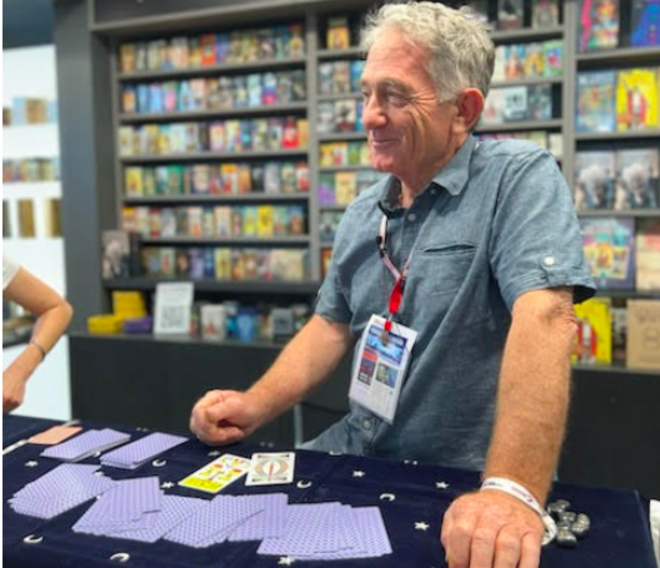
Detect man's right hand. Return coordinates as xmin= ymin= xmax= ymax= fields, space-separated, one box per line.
xmin=189 ymin=389 xmax=267 ymax=445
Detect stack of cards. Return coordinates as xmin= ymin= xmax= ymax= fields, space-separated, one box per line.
xmin=28 ymin=425 xmax=82 ymax=445
xmin=257 ymin=504 xmax=392 ymax=561
xmin=73 ymin=477 xmax=164 ymax=536
xmin=40 ymin=428 xmax=131 ymax=462
xmin=8 ymin=464 xmax=115 ymax=519
xmin=163 ymin=494 xmax=280 ymax=548
xmin=100 ymin=432 xmax=188 ymax=469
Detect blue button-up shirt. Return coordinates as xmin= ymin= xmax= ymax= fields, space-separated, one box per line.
xmin=307 ymin=136 xmax=596 ymax=471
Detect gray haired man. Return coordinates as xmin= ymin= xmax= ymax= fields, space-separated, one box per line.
xmin=191 ymin=4 xmax=595 ymax=567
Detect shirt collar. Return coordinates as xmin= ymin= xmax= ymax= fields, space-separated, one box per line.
xmin=378 ymin=135 xmax=476 ymax=213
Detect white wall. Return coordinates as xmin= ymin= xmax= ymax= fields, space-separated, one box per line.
xmin=3 ymin=44 xmax=71 ymax=421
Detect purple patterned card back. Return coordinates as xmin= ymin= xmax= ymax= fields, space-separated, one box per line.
xmin=14 ymin=464 xmax=101 ymax=499
xmin=163 ymin=495 xmax=264 ymax=547
xmin=72 ymin=477 xmax=162 ymax=532
xmin=294 ymin=506 xmax=392 ymax=560
xmin=40 ymin=429 xmax=130 ymax=462
xmin=100 ymin=432 xmax=187 ymax=469
xmin=257 ymin=502 xmax=341 ymax=556
xmin=102 ymin=496 xmax=206 ymax=543
xmin=227 ymin=493 xmax=289 ymax=541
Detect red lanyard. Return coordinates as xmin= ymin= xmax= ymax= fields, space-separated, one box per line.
xmin=378 ymin=214 xmax=414 ymax=333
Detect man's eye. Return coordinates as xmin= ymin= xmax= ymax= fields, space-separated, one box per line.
xmin=386 ymin=91 xmax=408 ymax=105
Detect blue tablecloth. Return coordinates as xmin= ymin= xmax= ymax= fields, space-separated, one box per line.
xmin=3 ymin=415 xmax=657 ymax=567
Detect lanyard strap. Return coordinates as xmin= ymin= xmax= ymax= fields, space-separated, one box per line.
xmin=378 ymin=214 xmax=414 ymax=332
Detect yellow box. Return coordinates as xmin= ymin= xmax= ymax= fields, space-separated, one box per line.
xmin=112 ymin=291 xmax=147 ymax=318
xmin=88 ymin=314 xmax=124 ymax=334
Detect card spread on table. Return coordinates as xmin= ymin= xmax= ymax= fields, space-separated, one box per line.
xmin=40 ymin=428 xmax=131 ymax=462
xmin=9 ymin=464 xmax=115 ymax=520
xmin=178 ymin=453 xmax=251 ymax=493
xmin=73 ymin=477 xmax=163 ymax=535
xmin=246 ymin=452 xmax=295 ymax=486
xmin=28 ymin=425 xmax=83 ymax=445
xmin=100 ymin=432 xmax=188 ymax=469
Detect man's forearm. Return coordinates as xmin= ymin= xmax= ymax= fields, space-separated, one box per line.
xmin=247 ymin=315 xmax=354 ymax=423
xmin=484 ymin=290 xmax=576 ymax=505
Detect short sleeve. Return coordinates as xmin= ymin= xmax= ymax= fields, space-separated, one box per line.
xmin=314 ymin=250 xmax=352 ymax=324
xmin=3 ymin=255 xmax=20 ymax=291
xmin=489 ymin=149 xmax=596 ymax=311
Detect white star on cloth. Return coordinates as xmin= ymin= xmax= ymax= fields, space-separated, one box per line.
xmin=161 ymin=482 xmax=175 ymax=489
xmin=352 ymin=470 xmax=366 ymax=478
xmin=278 ymin=556 xmax=295 ymax=565
xmin=208 ymin=450 xmax=221 ymax=457
xmin=436 ymin=481 xmax=450 ymax=489
xmin=415 ymin=522 xmax=430 ymax=531
xmin=24 ymin=461 xmax=38 ymax=468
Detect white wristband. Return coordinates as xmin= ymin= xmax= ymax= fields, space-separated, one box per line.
xmin=481 ymin=477 xmax=557 ymax=546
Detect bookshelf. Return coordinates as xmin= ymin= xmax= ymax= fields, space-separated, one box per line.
xmin=82 ymin=0 xmax=660 ymax=370
xmin=119 ymin=102 xmax=309 ymax=123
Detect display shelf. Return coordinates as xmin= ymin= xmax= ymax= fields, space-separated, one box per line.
xmin=576 ymin=46 xmax=660 ymax=67
xmin=578 ymin=209 xmax=660 ymax=218
xmin=72 ymin=331 xmax=288 ymax=350
xmin=319 ymin=204 xmax=348 ymax=211
xmin=490 ymin=26 xmax=564 ymax=43
xmin=318 ymin=165 xmax=371 ymax=172
xmin=1 ymin=181 xmax=62 ymax=199
xmin=140 ymin=235 xmax=311 ymax=245
xmin=574 ymin=129 xmax=660 ymax=142
xmin=317 ymin=92 xmax=362 ymax=102
xmin=595 ymin=289 xmax=660 ymax=299
xmin=572 ymin=363 xmax=660 ymax=376
xmin=102 ymin=277 xmax=320 ymax=295
xmin=123 ymin=193 xmax=310 ymax=205
xmin=117 ymin=57 xmax=307 ymax=81
xmin=119 ymin=103 xmax=308 ymax=123
xmin=490 ymin=76 xmax=563 ymax=88
xmin=120 ymin=149 xmax=309 ymax=164
xmin=317 ymin=47 xmax=364 ymax=60
xmin=317 ymin=132 xmax=367 ymax=141
xmin=475 ymin=119 xmax=562 ymax=133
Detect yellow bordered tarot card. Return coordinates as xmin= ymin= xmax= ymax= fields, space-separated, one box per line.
xmin=178 ymin=453 xmax=251 ymax=494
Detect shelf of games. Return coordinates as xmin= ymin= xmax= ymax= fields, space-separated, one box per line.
xmin=94 ymin=0 xmax=660 ymax=372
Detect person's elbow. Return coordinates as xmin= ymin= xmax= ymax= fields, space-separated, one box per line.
xmin=59 ymin=299 xmax=74 ymax=329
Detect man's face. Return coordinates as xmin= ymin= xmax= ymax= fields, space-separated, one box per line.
xmin=360 ymin=29 xmax=457 ymax=185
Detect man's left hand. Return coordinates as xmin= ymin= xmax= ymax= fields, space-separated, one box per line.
xmin=441 ymin=490 xmax=543 ymax=568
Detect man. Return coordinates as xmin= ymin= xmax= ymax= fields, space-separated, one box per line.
xmin=191 ymin=3 xmax=595 ymax=567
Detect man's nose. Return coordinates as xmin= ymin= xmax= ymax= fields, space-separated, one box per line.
xmin=361 ymin=96 xmax=387 ymax=131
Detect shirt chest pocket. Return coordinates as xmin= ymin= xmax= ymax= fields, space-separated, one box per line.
xmin=409 ymin=243 xmax=477 ymax=297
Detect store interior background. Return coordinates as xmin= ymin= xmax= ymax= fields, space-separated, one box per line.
xmin=2 ymin=0 xmax=660 ymax=504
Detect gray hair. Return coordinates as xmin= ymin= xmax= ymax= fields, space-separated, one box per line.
xmin=360 ymin=2 xmax=495 ymax=102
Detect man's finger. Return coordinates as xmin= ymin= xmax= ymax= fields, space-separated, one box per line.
xmin=518 ymin=530 xmax=541 ymax=568
xmin=493 ymin=525 xmax=522 ymax=568
xmin=445 ymin=509 xmax=478 ymax=568
xmin=469 ymin=519 xmax=500 ymax=568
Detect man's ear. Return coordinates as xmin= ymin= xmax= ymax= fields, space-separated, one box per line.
xmin=454 ymin=88 xmax=485 ymax=133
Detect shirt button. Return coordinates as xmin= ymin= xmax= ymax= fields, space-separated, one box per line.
xmin=362 ymin=419 xmax=373 ymax=431
xmin=544 ymin=256 xmax=555 ymax=266
xmin=408 ymin=213 xmax=416 ymax=222
xmin=430 ymin=188 xmax=437 ymax=195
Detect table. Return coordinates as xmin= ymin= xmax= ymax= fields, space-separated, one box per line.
xmin=3 ymin=415 xmax=657 ymax=567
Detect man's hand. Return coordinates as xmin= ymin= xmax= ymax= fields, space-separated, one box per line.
xmin=3 ymin=370 xmax=28 ymax=413
xmin=189 ymin=389 xmax=267 ymax=445
xmin=441 ymin=491 xmax=543 ymax=568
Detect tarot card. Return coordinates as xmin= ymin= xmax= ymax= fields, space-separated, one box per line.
xmin=245 ymin=452 xmax=295 ymax=486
